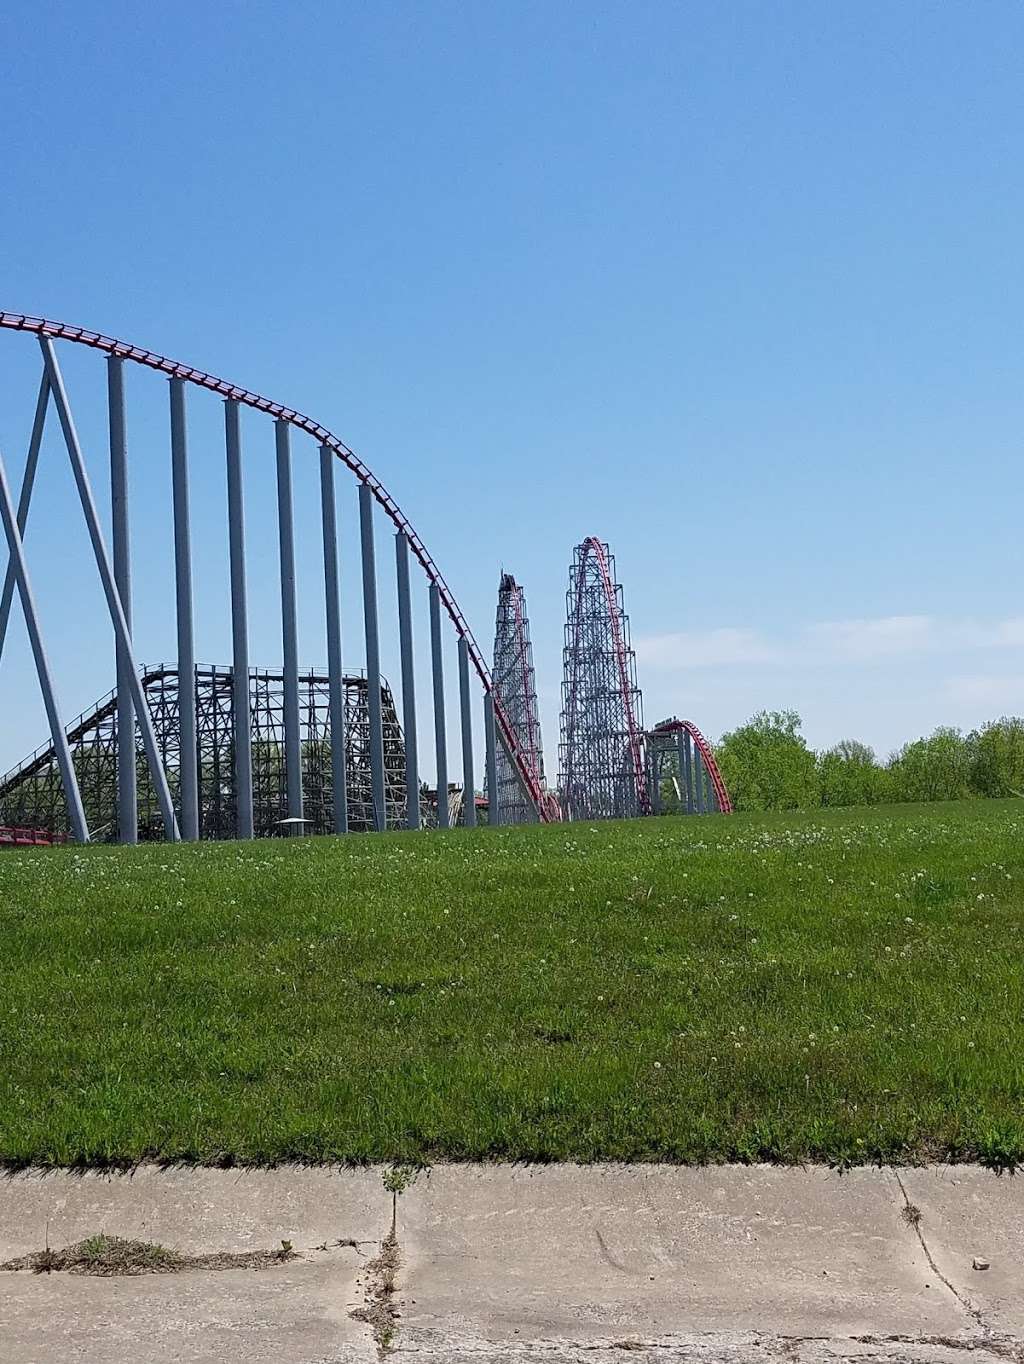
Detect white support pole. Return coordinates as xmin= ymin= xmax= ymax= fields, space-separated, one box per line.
xmin=108 ymin=356 xmax=137 ymax=844
xmin=0 ymin=370 xmax=49 ymax=665
xmin=170 ymin=377 xmax=199 ymax=840
xmin=39 ymin=337 xmax=181 ymax=842
xmin=0 ymin=446 xmax=89 ymax=842
xmin=320 ymin=446 xmax=348 ymax=833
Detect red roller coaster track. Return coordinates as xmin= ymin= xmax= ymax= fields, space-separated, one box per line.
xmin=0 ymin=312 xmax=551 ymax=821
xmin=649 ymin=717 xmax=732 ymax=814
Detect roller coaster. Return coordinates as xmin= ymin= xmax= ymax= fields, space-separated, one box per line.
xmin=0 ymin=313 xmax=729 ymax=843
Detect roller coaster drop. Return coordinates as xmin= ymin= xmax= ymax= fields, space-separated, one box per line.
xmin=0 ymin=314 xmax=729 ymax=842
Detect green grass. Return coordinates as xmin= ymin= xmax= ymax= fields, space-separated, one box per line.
xmin=1 ymin=800 xmax=1022 ymax=1169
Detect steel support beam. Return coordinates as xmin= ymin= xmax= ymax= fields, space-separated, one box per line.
xmin=429 ymin=583 xmax=449 ymax=829
xmin=359 ymin=483 xmax=386 ymax=832
xmin=320 ymin=446 xmax=347 ymax=834
xmin=459 ymin=636 xmax=476 ymax=828
xmin=484 ymin=692 xmax=499 ymax=826
xmin=0 ymin=371 xmax=49 ymax=667
xmin=226 ymin=400 xmax=253 ymax=839
xmin=694 ymin=747 xmax=706 ymax=814
xmin=169 ymin=378 xmax=199 ymax=840
xmin=395 ymin=531 xmax=420 ymax=830
xmin=38 ymin=337 xmax=180 ymax=840
xmin=108 ymin=357 xmax=137 ymax=844
xmin=0 ymin=447 xmax=89 ymax=842
xmin=682 ymin=731 xmax=694 ymax=815
xmin=276 ymin=420 xmax=303 ymax=830
xmin=651 ymin=745 xmax=663 ymax=815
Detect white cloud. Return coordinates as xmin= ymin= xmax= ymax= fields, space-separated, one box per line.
xmin=635 ymin=627 xmax=779 ymax=669
xmin=636 ymin=614 xmax=1024 ymax=672
xmin=941 ymin=674 xmax=1024 ymax=708
xmin=805 ymin=615 xmax=935 ymax=661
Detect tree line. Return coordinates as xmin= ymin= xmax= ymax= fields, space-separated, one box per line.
xmin=713 ymin=709 xmax=1024 ymax=812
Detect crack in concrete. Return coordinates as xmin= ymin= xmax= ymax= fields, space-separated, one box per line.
xmin=351 ymin=1189 xmax=403 ymax=1357
xmin=389 ymin=1335 xmax=1024 ymax=1362
xmin=890 ymin=1171 xmax=985 ymax=1330
xmin=388 ymin=1337 xmax=1022 ymax=1361
xmin=854 ymin=1333 xmax=1023 ymax=1360
xmin=594 ymin=1227 xmax=632 ymax=1273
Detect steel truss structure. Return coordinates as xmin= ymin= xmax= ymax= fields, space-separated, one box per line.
xmin=490 ymin=574 xmax=549 ymax=823
xmin=0 ymin=312 xmax=550 ymax=842
xmin=646 ymin=717 xmax=732 ymax=816
xmin=0 ymin=666 xmax=408 ymax=841
xmin=558 ymin=538 xmax=650 ymax=821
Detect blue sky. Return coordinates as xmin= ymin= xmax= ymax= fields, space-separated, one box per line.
xmin=1 ymin=0 xmax=1023 ymax=777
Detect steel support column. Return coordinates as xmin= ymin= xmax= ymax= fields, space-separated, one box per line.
xmin=108 ymin=357 xmax=137 ymax=844
xmin=169 ymin=378 xmax=198 ymax=840
xmin=682 ymin=731 xmax=694 ymax=815
xmin=484 ymin=692 xmax=499 ymax=826
xmin=275 ymin=420 xmax=303 ymax=830
xmin=226 ymin=399 xmax=253 ymax=839
xmin=359 ymin=483 xmax=386 ymax=832
xmin=459 ymin=636 xmax=476 ymax=828
xmin=320 ymin=446 xmax=347 ymax=834
xmin=0 ymin=371 xmax=48 ymax=665
xmin=40 ymin=337 xmax=180 ymax=841
xmin=429 ymin=583 xmax=449 ymax=829
xmin=651 ymin=746 xmax=662 ymax=815
xmin=0 ymin=448 xmax=89 ymax=843
xmin=395 ymin=531 xmax=420 ymax=829
xmin=694 ymin=747 xmax=706 ymax=814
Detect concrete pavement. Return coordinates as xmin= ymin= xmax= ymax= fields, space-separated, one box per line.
xmin=0 ymin=1164 xmax=1020 ymax=1362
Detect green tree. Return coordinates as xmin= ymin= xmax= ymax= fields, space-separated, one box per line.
xmin=887 ymin=727 xmax=972 ymax=803
xmin=715 ymin=709 xmax=819 ymax=811
xmin=968 ymin=717 xmax=1024 ymax=797
xmin=817 ymin=739 xmax=890 ymax=807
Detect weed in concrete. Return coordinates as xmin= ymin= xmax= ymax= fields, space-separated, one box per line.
xmin=351 ymin=1230 xmax=401 ymax=1356
xmin=0 ymin=1234 xmax=298 ymax=1276
xmin=901 ymin=1203 xmax=923 ymax=1228
xmin=382 ymin=1165 xmax=416 ymax=1197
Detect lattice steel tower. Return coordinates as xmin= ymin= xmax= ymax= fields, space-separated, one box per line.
xmin=490 ymin=573 xmax=547 ymax=823
xmin=0 ymin=665 xmax=409 ymax=840
xmin=558 ymin=538 xmax=649 ymax=820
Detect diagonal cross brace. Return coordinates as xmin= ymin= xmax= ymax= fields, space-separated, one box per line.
xmin=0 ymin=370 xmax=50 ymax=667
xmin=39 ymin=337 xmax=181 ymax=842
xmin=0 ymin=446 xmax=89 ymax=842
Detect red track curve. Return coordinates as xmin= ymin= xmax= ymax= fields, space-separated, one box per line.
xmin=0 ymin=312 xmax=550 ymax=819
xmin=563 ymin=537 xmax=649 ymax=816
xmin=649 ymin=718 xmax=732 ymax=813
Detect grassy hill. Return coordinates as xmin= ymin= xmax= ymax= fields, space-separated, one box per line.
xmin=1 ymin=800 xmax=1022 ymax=1168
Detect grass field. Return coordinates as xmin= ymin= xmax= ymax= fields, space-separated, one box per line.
xmin=1 ymin=800 xmax=1022 ymax=1169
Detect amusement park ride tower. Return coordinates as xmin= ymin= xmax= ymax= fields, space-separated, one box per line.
xmin=557 ymin=538 xmax=650 ymax=821
xmin=490 ymin=574 xmax=547 ymax=824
